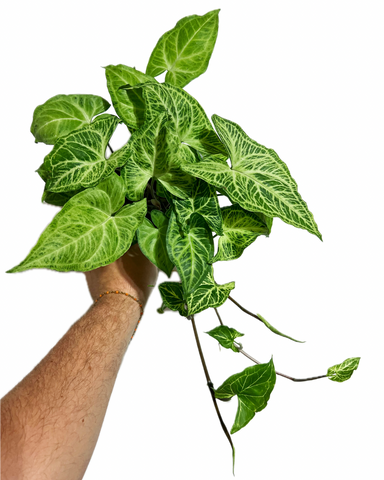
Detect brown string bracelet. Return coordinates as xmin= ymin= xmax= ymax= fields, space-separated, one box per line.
xmin=95 ymin=291 xmax=144 ymax=340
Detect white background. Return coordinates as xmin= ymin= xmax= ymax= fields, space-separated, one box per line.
xmin=1 ymin=0 xmax=383 ymax=478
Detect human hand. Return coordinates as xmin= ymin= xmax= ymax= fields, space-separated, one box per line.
xmin=84 ymin=244 xmax=158 ymax=306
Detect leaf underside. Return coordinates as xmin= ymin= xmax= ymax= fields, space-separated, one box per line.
xmin=206 ymin=325 xmax=244 ymax=353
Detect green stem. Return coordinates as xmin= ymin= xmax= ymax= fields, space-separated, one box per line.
xmin=189 ymin=315 xmax=235 ymax=470
xmin=228 ymin=295 xmax=265 ymax=324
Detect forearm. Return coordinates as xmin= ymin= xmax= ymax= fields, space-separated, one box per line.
xmin=1 ymin=294 xmax=140 ymax=480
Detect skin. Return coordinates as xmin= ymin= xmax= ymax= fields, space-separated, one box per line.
xmin=1 ymin=244 xmax=158 ymax=480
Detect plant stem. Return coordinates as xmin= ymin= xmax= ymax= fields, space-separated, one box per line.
xmin=107 ymin=142 xmax=114 ymax=154
xmin=189 ymin=315 xmax=235 ymax=460
xmin=228 ymin=295 xmax=264 ymax=324
xmin=216 ymin=306 xmax=328 ymax=383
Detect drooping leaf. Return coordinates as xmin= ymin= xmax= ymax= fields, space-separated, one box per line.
xmin=31 ymin=94 xmax=110 ymax=145
xmin=214 ymin=205 xmax=271 ymax=262
xmin=173 ymin=179 xmax=223 ymax=235
xmin=44 ymin=115 xmax=124 ymax=192
xmin=120 ymin=82 xmax=227 ymax=159
xmin=166 ymin=211 xmax=214 ymax=294
xmin=158 ymin=282 xmax=188 ymax=316
xmin=186 ymin=266 xmax=235 ymax=315
xmin=214 ymin=359 xmax=276 ymax=434
xmin=181 ymin=114 xmax=322 ymax=240
xmin=206 ymin=325 xmax=244 ymax=353
xmin=146 ymin=9 xmax=220 ymax=88
xmin=327 ymin=357 xmax=361 ymax=383
xmin=120 ymin=113 xmax=195 ymax=201
xmin=105 ymin=65 xmax=157 ymax=131
xmin=256 ymin=313 xmax=305 ymax=343
xmin=7 ymin=174 xmax=146 ymax=273
xmin=137 ymin=210 xmax=174 ymax=276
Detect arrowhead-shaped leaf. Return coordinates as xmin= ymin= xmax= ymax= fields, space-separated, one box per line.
xmin=181 ymin=114 xmax=322 ymax=240
xmin=206 ymin=325 xmax=244 ymax=353
xmin=43 ymin=115 xmax=125 ymax=193
xmin=37 ymin=163 xmax=84 ymax=206
xmin=173 ymin=179 xmax=223 ymax=235
xmin=119 ymin=113 xmax=195 ymax=201
xmin=137 ymin=210 xmax=174 ymax=277
xmin=215 ymin=359 xmax=276 ymax=434
xmin=327 ymin=357 xmax=361 ymax=382
xmin=120 ymin=82 xmax=227 ymax=159
xmin=166 ymin=211 xmax=214 ymax=294
xmin=105 ymin=65 xmax=157 ymax=131
xmin=146 ymin=9 xmax=220 ymax=88
xmin=186 ymin=266 xmax=235 ymax=315
xmin=256 ymin=313 xmax=305 ymax=343
xmin=214 ymin=205 xmax=271 ymax=262
xmin=158 ymin=282 xmax=188 ymax=316
xmin=7 ymin=174 xmax=147 ymax=273
xmin=31 ymin=94 xmax=110 ymax=145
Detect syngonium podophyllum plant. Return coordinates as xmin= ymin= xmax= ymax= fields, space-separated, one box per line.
xmin=8 ymin=9 xmax=360 ymax=472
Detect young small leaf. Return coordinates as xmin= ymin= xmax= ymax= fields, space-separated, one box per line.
xmin=173 ymin=179 xmax=223 ymax=235
xmin=215 ymin=359 xmax=276 ymax=434
xmin=137 ymin=211 xmax=174 ymax=277
xmin=256 ymin=313 xmax=305 ymax=343
xmin=105 ymin=65 xmax=157 ymax=131
xmin=186 ymin=266 xmax=235 ymax=315
xmin=206 ymin=325 xmax=244 ymax=353
xmin=7 ymin=174 xmax=146 ymax=273
xmin=166 ymin=211 xmax=213 ymax=294
xmin=146 ymin=9 xmax=220 ymax=88
xmin=214 ymin=205 xmax=271 ymax=262
xmin=327 ymin=357 xmax=361 ymax=382
xmin=158 ymin=282 xmax=188 ymax=316
xmin=182 ymin=114 xmax=322 ymax=240
xmin=44 ymin=115 xmax=123 ymax=192
xmin=31 ymin=94 xmax=110 ymax=145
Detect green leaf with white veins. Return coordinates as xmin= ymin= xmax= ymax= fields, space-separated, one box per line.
xmin=181 ymin=114 xmax=322 ymax=240
xmin=120 ymin=113 xmax=195 ymax=201
xmin=214 ymin=205 xmax=270 ymax=262
xmin=173 ymin=179 xmax=223 ymax=235
xmin=146 ymin=10 xmax=220 ymax=88
xmin=158 ymin=282 xmax=188 ymax=316
xmin=206 ymin=325 xmax=244 ymax=353
xmin=7 ymin=174 xmax=146 ymax=273
xmin=120 ymin=82 xmax=227 ymax=160
xmin=186 ymin=266 xmax=235 ymax=315
xmin=137 ymin=210 xmax=174 ymax=277
xmin=214 ymin=359 xmax=276 ymax=434
xmin=327 ymin=357 xmax=361 ymax=383
xmin=31 ymin=94 xmax=110 ymax=145
xmin=105 ymin=65 xmax=157 ymax=131
xmin=166 ymin=211 xmax=214 ymax=294
xmin=44 ymin=115 xmax=122 ymax=193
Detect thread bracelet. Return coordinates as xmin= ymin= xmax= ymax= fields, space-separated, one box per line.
xmin=95 ymin=290 xmax=144 ymax=340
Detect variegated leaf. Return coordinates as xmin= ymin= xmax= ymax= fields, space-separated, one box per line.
xmin=7 ymin=174 xmax=146 ymax=273
xmin=146 ymin=9 xmax=219 ymax=88
xmin=173 ymin=179 xmax=223 ymax=235
xmin=182 ymin=114 xmax=322 ymax=240
xmin=31 ymin=94 xmax=110 ymax=145
xmin=44 ymin=115 xmax=125 ymax=193
xmin=186 ymin=266 xmax=235 ymax=315
xmin=166 ymin=211 xmax=213 ymax=294
xmin=327 ymin=357 xmax=361 ymax=382
xmin=214 ymin=205 xmax=271 ymax=262
xmin=105 ymin=65 xmax=157 ymax=131
xmin=206 ymin=325 xmax=244 ymax=353
xmin=119 ymin=113 xmax=194 ymax=201
xmin=158 ymin=282 xmax=188 ymax=316
xmin=120 ymin=82 xmax=227 ymax=159
xmin=137 ymin=210 xmax=174 ymax=277
xmin=214 ymin=359 xmax=276 ymax=434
